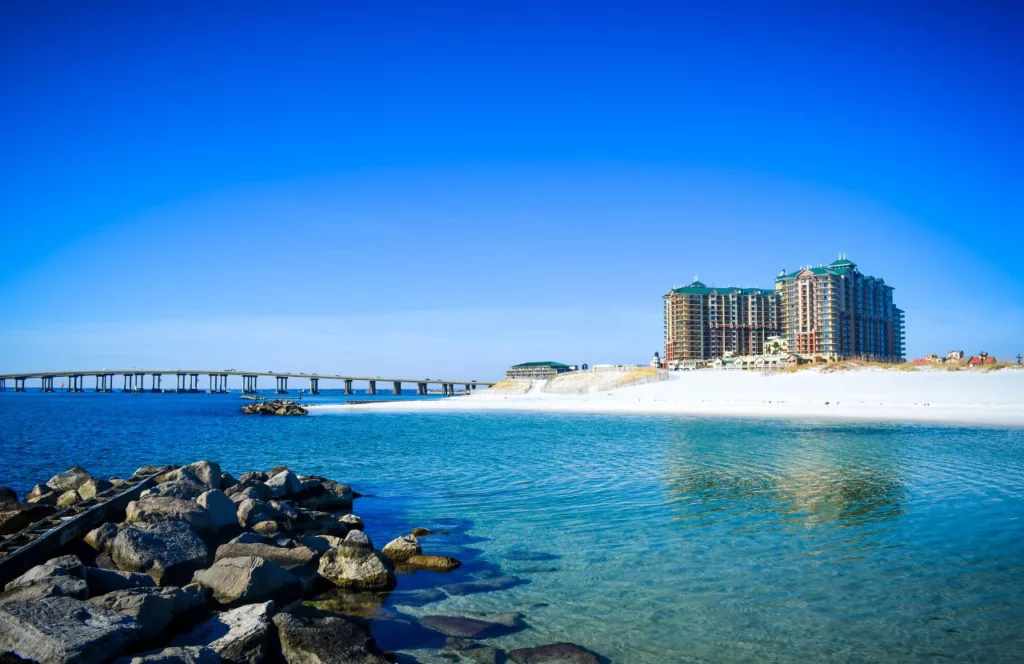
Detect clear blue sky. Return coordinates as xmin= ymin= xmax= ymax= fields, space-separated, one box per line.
xmin=1 ymin=0 xmax=1021 ymax=377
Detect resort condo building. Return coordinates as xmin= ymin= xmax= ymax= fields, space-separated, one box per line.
xmin=662 ymin=281 xmax=781 ymax=362
xmin=774 ymin=257 xmax=905 ymax=361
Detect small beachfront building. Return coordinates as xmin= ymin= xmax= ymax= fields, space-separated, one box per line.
xmin=505 ymin=361 xmax=576 ymax=380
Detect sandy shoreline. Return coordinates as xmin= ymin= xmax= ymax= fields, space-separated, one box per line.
xmin=310 ymin=368 xmax=1024 ymax=427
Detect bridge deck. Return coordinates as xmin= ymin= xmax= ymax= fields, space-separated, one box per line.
xmin=0 ymin=369 xmax=494 ymax=385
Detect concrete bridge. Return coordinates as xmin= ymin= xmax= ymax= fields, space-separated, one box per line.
xmin=0 ymin=370 xmax=495 ymax=396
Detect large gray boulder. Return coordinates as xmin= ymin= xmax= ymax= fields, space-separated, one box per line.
xmin=343 ymin=529 xmax=373 ymax=549
xmin=5 ymin=556 xmax=85 ymax=594
xmin=26 ymin=484 xmax=58 ymax=505
xmin=317 ymin=542 xmax=395 ymax=591
xmin=77 ymin=479 xmax=114 ymax=501
xmin=214 ymin=542 xmax=318 ymax=571
xmin=0 ymin=502 xmax=56 ymax=535
xmin=272 ymin=612 xmax=390 ymax=664
xmin=381 ymin=535 xmax=420 ymax=562
xmin=171 ymin=600 xmax=274 ymax=664
xmin=0 ymin=596 xmax=143 ymax=664
xmin=299 ymin=535 xmax=344 ymax=553
xmin=113 ymin=646 xmax=220 ymax=664
xmin=84 ymin=522 xmax=122 ymax=553
xmin=2 ymin=556 xmax=90 ymax=603
xmin=157 ymin=462 xmax=221 ymax=489
xmin=197 ymin=489 xmax=238 ymax=530
xmin=57 ymin=490 xmax=82 ymax=508
xmin=111 ymin=522 xmax=210 ymax=587
xmin=0 ymin=486 xmax=17 ymax=505
xmin=507 ymin=643 xmax=602 ymax=664
xmin=227 ymin=484 xmax=273 ymax=504
xmin=295 ymin=476 xmax=354 ymax=510
xmin=84 ymin=567 xmax=157 ymax=595
xmin=125 ymin=497 xmax=214 ymax=535
xmin=236 ymin=499 xmax=283 ymax=530
xmin=89 ymin=585 xmax=207 ymax=640
xmin=191 ymin=556 xmax=301 ymax=607
xmin=141 ymin=481 xmax=208 ymax=501
xmin=46 ymin=466 xmax=94 ymax=493
xmin=265 ymin=471 xmax=302 ymax=498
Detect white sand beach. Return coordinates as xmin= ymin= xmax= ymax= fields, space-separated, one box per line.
xmin=311 ymin=367 xmax=1024 ymax=427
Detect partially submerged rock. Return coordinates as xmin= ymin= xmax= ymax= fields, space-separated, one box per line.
xmin=420 ymin=613 xmax=526 ymax=639
xmin=240 ymin=400 xmax=308 ymax=416
xmin=404 ymin=555 xmax=462 ymax=572
xmin=172 ymin=600 xmax=274 ymax=664
xmin=382 ymin=535 xmax=421 ymax=562
xmin=0 ymin=597 xmax=143 ymax=664
xmin=507 ymin=643 xmax=603 ymax=664
xmin=112 ymin=522 xmax=210 ymax=587
xmin=317 ymin=542 xmax=396 ymax=591
xmin=273 ymin=611 xmax=390 ymax=664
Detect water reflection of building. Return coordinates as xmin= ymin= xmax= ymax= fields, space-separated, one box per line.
xmin=662 ymin=433 xmax=905 ymax=530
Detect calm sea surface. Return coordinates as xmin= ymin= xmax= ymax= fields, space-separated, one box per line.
xmin=1 ymin=391 xmax=1023 ymax=662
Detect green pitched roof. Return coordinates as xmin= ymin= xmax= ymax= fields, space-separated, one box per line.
xmin=511 ymin=361 xmax=571 ymax=368
xmin=667 ymin=279 xmax=774 ymax=296
xmin=829 ymin=258 xmax=856 ymax=267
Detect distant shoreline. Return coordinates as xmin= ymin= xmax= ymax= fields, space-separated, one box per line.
xmin=310 ymin=367 xmax=1024 ymax=428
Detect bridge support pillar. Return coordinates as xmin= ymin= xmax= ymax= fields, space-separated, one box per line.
xmin=41 ymin=376 xmax=54 ymax=392
xmin=0 ymin=378 xmax=5 ymax=392
xmin=15 ymin=377 xmax=26 ymax=392
xmin=276 ymin=376 xmax=288 ymax=394
xmin=344 ymin=379 xmax=353 ymax=395
xmin=367 ymin=380 xmax=376 ymax=395
xmin=242 ymin=375 xmax=258 ymax=395
xmin=135 ymin=373 xmax=144 ymax=393
xmin=190 ymin=374 xmax=199 ymax=393
xmin=471 ymin=384 xmax=477 ymax=390
xmin=417 ymin=382 xmax=427 ymax=395
xmin=393 ymin=381 xmax=402 ymax=396
xmin=176 ymin=373 xmax=185 ymax=393
xmin=219 ymin=374 xmax=228 ymax=393
xmin=310 ymin=378 xmax=319 ymax=395
xmin=152 ymin=374 xmax=162 ymax=392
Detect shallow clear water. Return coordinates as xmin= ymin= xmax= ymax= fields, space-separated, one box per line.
xmin=2 ymin=392 xmax=1023 ymax=662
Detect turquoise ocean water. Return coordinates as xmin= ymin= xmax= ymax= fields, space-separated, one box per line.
xmin=1 ymin=390 xmax=1023 ymax=662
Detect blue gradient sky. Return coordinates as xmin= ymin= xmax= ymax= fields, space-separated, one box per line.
xmin=1 ymin=1 xmax=1021 ymax=377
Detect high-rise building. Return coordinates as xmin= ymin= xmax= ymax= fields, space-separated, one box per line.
xmin=663 ymin=281 xmax=781 ymax=362
xmin=774 ymin=256 xmax=905 ymax=361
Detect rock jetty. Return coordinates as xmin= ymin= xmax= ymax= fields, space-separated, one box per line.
xmin=0 ymin=461 xmax=604 ymax=663
xmin=240 ymin=400 xmax=308 ymax=416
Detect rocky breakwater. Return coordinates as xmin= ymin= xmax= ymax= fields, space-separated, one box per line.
xmin=240 ymin=400 xmax=308 ymax=416
xmin=1 ymin=461 xmax=607 ymax=664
